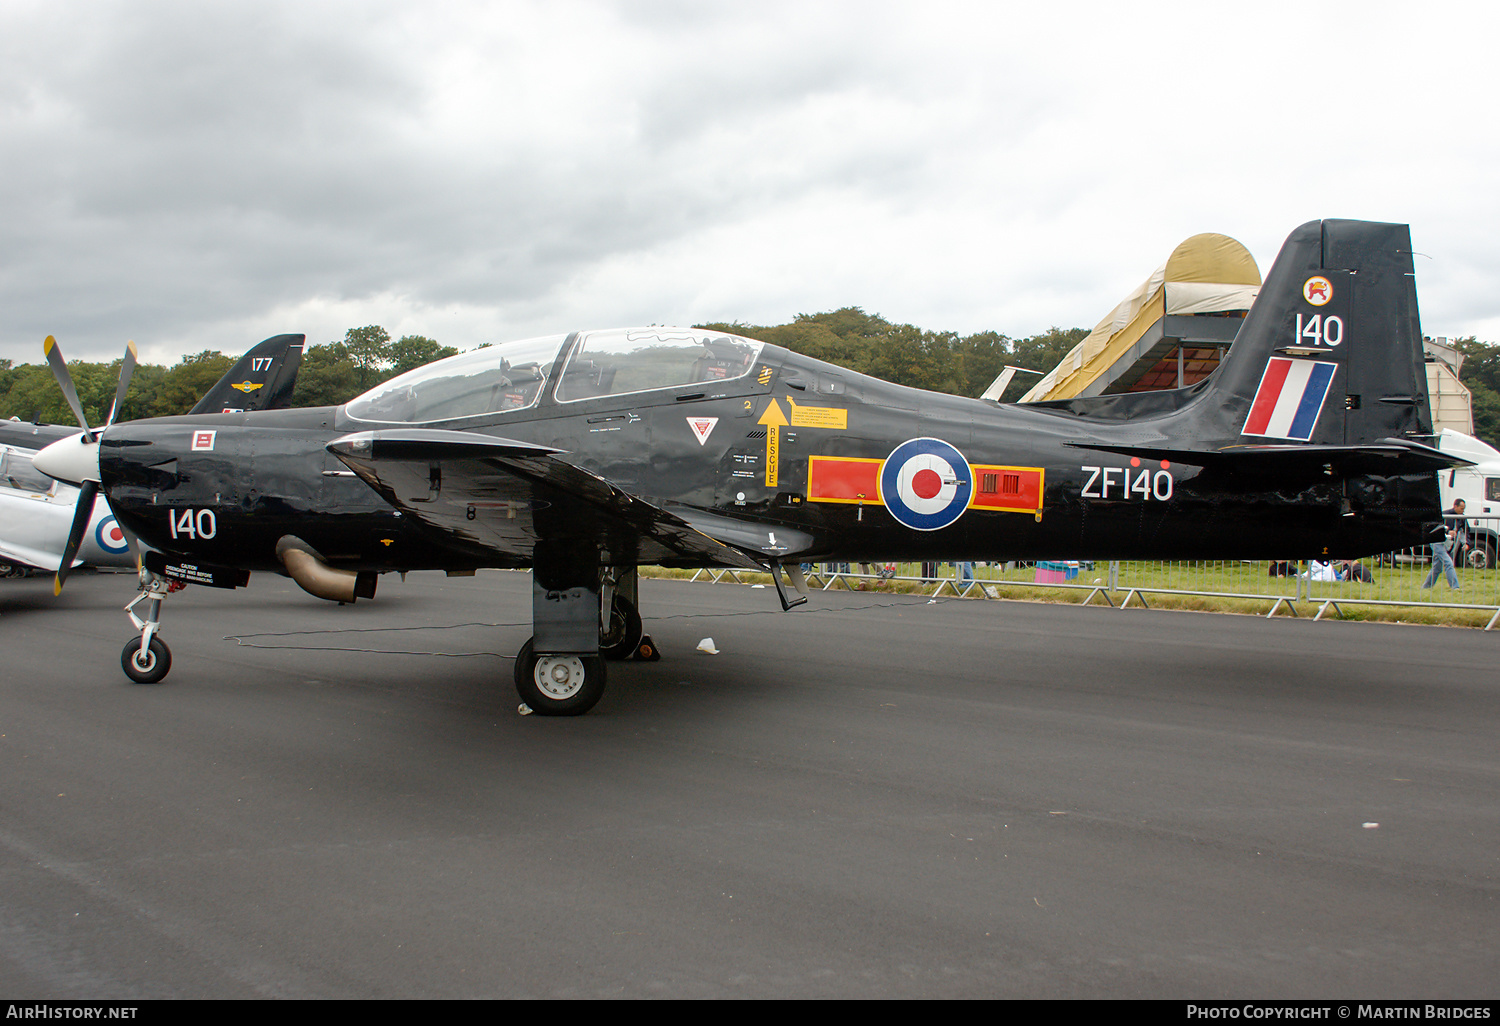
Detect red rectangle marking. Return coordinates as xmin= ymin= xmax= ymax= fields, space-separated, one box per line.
xmin=807 ymin=456 xmax=881 ymax=504
xmin=970 ymin=465 xmax=1043 ymax=513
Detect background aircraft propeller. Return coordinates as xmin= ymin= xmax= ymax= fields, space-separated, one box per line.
xmin=36 ymin=336 xmax=140 ymax=593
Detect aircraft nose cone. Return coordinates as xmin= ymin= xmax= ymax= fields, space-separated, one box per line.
xmin=33 ymin=432 xmax=100 ymax=485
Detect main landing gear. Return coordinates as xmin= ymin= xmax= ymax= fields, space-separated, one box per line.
xmin=599 ymin=567 xmax=644 ymax=661
xmin=513 ymin=560 xmax=654 ymax=716
xmin=513 ymin=639 xmax=607 ymax=716
xmin=121 ymin=570 xmax=179 ymax=684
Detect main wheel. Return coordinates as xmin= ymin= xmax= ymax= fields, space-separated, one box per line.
xmin=599 ymin=595 xmax=643 ymax=661
xmin=514 ymin=638 xmax=606 ymax=716
xmin=121 ymin=636 xmax=171 ymax=684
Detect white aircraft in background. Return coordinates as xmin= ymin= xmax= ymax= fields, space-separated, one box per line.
xmin=0 ymin=424 xmax=128 ymax=576
xmin=0 ymin=334 xmax=304 ymax=579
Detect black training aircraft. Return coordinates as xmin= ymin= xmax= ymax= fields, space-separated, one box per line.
xmin=34 ymin=219 xmax=1461 ymax=713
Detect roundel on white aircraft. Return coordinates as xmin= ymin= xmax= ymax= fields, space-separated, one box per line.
xmin=878 ymin=437 xmax=973 ymax=531
xmin=96 ymin=515 xmax=130 ymax=555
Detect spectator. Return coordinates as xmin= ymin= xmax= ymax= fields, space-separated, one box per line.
xmin=1335 ymin=559 xmax=1373 ymax=583
xmin=1447 ymin=499 xmax=1471 ymax=567
xmin=1423 ymin=504 xmax=1464 ymax=590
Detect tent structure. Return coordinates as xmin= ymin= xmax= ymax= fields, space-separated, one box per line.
xmin=1018 ymin=234 xmax=1261 ymax=403
xmin=1424 ymin=337 xmax=1474 ymax=435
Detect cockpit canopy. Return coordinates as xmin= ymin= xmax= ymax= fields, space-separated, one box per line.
xmin=0 ymin=447 xmax=57 ymax=494
xmin=344 ymin=328 xmax=764 ymax=424
xmin=344 ymin=334 xmax=565 ymax=424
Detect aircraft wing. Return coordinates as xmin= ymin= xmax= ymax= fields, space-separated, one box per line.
xmin=327 ymin=429 xmax=766 ymax=570
xmin=0 ymin=539 xmax=73 ymax=573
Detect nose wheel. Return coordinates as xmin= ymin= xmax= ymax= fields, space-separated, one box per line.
xmin=514 ymin=638 xmax=606 ymax=716
xmin=121 ymin=636 xmax=172 ymax=684
xmin=121 ymin=571 xmax=177 ymax=684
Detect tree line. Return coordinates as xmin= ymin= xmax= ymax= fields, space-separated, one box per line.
xmin=4 ymin=313 xmax=1496 ymax=449
xmin=0 ymin=311 xmax=1086 ymax=426
xmin=0 ymin=327 xmax=456 ymax=428
xmin=1451 ymin=337 xmax=1500 ymax=448
xmin=696 ymin=308 xmax=1087 ymax=404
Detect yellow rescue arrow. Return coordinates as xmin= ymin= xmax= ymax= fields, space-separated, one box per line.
xmin=758 ymin=399 xmax=788 ymax=488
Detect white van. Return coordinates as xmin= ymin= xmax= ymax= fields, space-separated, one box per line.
xmin=1435 ymin=430 xmax=1500 ymax=568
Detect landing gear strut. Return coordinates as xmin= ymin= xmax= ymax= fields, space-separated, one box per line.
xmin=121 ymin=571 xmax=176 ymax=684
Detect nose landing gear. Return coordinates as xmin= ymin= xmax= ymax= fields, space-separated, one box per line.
xmin=121 ymin=572 xmax=180 ymax=684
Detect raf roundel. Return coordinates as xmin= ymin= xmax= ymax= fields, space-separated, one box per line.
xmin=878 ymin=437 xmax=974 ymax=531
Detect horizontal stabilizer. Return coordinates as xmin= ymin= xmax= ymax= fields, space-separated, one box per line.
xmin=1066 ymin=437 xmax=1469 ymax=477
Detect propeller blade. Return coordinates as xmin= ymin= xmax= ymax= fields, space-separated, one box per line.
xmin=42 ymin=336 xmax=95 ymax=441
xmin=106 ymin=340 xmax=138 ymax=428
xmin=55 ymin=479 xmax=98 ymax=595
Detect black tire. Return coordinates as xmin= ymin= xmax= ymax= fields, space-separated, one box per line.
xmin=514 ymin=638 xmax=606 ymax=716
xmin=1468 ymin=543 xmax=1496 ymax=570
xmin=599 ymin=595 xmax=643 ymax=661
xmin=121 ymin=636 xmax=171 ymax=684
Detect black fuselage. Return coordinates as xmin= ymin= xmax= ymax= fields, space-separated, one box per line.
xmin=99 ymin=341 xmax=1436 ymax=575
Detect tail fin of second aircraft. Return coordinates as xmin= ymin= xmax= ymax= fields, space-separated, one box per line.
xmin=188 ymin=334 xmax=305 ymax=415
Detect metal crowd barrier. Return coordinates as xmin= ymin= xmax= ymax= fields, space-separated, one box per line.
xmin=685 ymin=516 xmax=1500 ymax=630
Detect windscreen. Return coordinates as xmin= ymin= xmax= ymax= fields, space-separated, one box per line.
xmin=344 ymin=334 xmax=568 ymax=423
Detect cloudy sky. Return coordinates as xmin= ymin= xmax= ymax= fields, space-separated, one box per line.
xmin=3 ymin=0 xmax=1497 ymax=369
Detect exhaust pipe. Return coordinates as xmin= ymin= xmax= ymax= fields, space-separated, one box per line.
xmin=275 ymin=535 xmax=377 ymax=603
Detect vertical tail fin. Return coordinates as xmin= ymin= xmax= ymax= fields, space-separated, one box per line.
xmin=188 ymin=334 xmax=306 ymax=415
xmin=1208 ymin=219 xmax=1430 ymax=446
